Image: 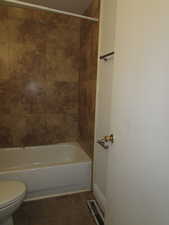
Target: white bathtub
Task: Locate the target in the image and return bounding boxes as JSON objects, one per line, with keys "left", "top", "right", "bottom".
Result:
{"left": 0, "top": 142, "right": 91, "bottom": 201}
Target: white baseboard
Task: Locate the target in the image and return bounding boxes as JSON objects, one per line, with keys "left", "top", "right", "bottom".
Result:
{"left": 93, "top": 183, "right": 106, "bottom": 213}
{"left": 25, "top": 188, "right": 90, "bottom": 202}
{"left": 25, "top": 184, "right": 91, "bottom": 201}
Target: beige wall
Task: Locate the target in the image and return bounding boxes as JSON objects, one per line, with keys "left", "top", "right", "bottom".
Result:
{"left": 93, "top": 0, "right": 117, "bottom": 211}
{"left": 105, "top": 1, "right": 169, "bottom": 224}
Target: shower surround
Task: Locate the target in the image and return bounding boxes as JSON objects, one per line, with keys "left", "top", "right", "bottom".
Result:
{"left": 0, "top": 6, "right": 80, "bottom": 147}
{"left": 0, "top": 2, "right": 99, "bottom": 160}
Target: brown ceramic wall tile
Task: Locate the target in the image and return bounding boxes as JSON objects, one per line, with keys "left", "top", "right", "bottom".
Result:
{"left": 10, "top": 114, "right": 27, "bottom": 147}
{"left": 0, "top": 5, "right": 80, "bottom": 148}
{"left": 79, "top": 0, "right": 99, "bottom": 158}
{"left": 0, "top": 114, "right": 13, "bottom": 147}
{"left": 0, "top": 6, "right": 8, "bottom": 20}
{"left": 8, "top": 6, "right": 34, "bottom": 21}
{"left": 22, "top": 114, "right": 47, "bottom": 146}
{"left": 0, "top": 19, "right": 8, "bottom": 46}
{"left": 0, "top": 79, "right": 23, "bottom": 114}
{"left": 8, "top": 17, "right": 46, "bottom": 81}
{"left": 0, "top": 113, "right": 27, "bottom": 147}
{"left": 0, "top": 10, "right": 9, "bottom": 81}
{"left": 45, "top": 81, "right": 78, "bottom": 113}
{"left": 45, "top": 113, "right": 79, "bottom": 144}
{"left": 85, "top": 0, "right": 100, "bottom": 18}
{"left": 45, "top": 24, "right": 80, "bottom": 82}
{"left": 79, "top": 81, "right": 97, "bottom": 157}
{"left": 0, "top": 44, "right": 9, "bottom": 81}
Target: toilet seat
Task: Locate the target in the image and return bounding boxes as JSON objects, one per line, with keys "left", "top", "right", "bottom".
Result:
{"left": 0, "top": 181, "right": 26, "bottom": 209}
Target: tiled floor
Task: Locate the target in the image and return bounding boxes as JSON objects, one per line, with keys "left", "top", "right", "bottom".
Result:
{"left": 14, "top": 192, "right": 96, "bottom": 225}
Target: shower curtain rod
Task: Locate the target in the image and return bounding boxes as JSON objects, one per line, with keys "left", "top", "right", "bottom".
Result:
{"left": 2, "top": 0, "right": 99, "bottom": 22}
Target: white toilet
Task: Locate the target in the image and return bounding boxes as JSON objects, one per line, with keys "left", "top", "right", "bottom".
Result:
{"left": 0, "top": 181, "right": 26, "bottom": 225}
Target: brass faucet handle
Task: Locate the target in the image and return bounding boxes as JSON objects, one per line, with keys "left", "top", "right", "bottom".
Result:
{"left": 104, "top": 134, "right": 114, "bottom": 143}
{"left": 97, "top": 134, "right": 114, "bottom": 150}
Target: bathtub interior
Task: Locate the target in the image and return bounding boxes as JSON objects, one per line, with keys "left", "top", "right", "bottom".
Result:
{"left": 0, "top": 142, "right": 91, "bottom": 172}
{"left": 0, "top": 142, "right": 92, "bottom": 200}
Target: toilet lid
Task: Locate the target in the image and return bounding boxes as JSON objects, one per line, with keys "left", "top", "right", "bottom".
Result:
{"left": 0, "top": 181, "right": 26, "bottom": 209}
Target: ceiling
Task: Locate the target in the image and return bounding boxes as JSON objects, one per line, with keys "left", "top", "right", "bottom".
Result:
{"left": 18, "top": 0, "right": 93, "bottom": 14}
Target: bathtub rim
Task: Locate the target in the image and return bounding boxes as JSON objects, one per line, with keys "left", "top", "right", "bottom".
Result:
{"left": 0, "top": 142, "right": 85, "bottom": 152}
{"left": 0, "top": 142, "right": 91, "bottom": 174}
{"left": 0, "top": 160, "right": 91, "bottom": 174}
